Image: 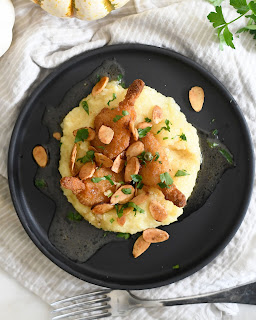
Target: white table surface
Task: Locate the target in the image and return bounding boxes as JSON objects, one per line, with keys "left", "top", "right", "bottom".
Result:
{"left": 0, "top": 266, "right": 255, "bottom": 319}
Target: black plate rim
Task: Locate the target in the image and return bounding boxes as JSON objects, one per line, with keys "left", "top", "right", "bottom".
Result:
{"left": 8, "top": 44, "right": 255, "bottom": 289}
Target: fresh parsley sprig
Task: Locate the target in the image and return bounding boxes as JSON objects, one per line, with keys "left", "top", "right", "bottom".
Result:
{"left": 207, "top": 0, "right": 256, "bottom": 49}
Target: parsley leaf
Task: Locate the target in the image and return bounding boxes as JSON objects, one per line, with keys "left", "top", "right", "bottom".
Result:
{"left": 145, "top": 117, "right": 152, "bottom": 123}
{"left": 107, "top": 93, "right": 117, "bottom": 106}
{"left": 212, "top": 129, "right": 218, "bottom": 136}
{"left": 75, "top": 128, "right": 89, "bottom": 143}
{"left": 77, "top": 150, "right": 95, "bottom": 163}
{"left": 126, "top": 202, "right": 145, "bottom": 213}
{"left": 207, "top": 141, "right": 219, "bottom": 148}
{"left": 154, "top": 152, "right": 160, "bottom": 161}
{"left": 172, "top": 264, "right": 180, "bottom": 269}
{"left": 110, "top": 218, "right": 115, "bottom": 223}
{"left": 122, "top": 188, "right": 132, "bottom": 194}
{"left": 91, "top": 175, "right": 114, "bottom": 185}
{"left": 113, "top": 110, "right": 129, "bottom": 122}
{"left": 175, "top": 170, "right": 190, "bottom": 177}
{"left": 67, "top": 211, "right": 83, "bottom": 221}
{"left": 138, "top": 126, "right": 152, "bottom": 138}
{"left": 117, "top": 74, "right": 123, "bottom": 82}
{"left": 35, "top": 179, "right": 47, "bottom": 188}
{"left": 219, "top": 148, "right": 233, "bottom": 164}
{"left": 157, "top": 119, "right": 172, "bottom": 134}
{"left": 116, "top": 232, "right": 130, "bottom": 239}
{"left": 158, "top": 172, "right": 173, "bottom": 189}
{"left": 163, "top": 137, "right": 168, "bottom": 140}
{"left": 131, "top": 174, "right": 144, "bottom": 189}
{"left": 81, "top": 101, "right": 89, "bottom": 115}
{"left": 208, "top": 0, "right": 224, "bottom": 5}
{"left": 230, "top": 0, "right": 249, "bottom": 14}
{"left": 179, "top": 133, "right": 187, "bottom": 141}
{"left": 208, "top": 6, "right": 226, "bottom": 28}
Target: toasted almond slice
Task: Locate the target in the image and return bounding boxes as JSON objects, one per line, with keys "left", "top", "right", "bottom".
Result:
{"left": 111, "top": 154, "right": 125, "bottom": 173}
{"left": 94, "top": 153, "right": 113, "bottom": 168}
{"left": 79, "top": 162, "right": 96, "bottom": 181}
{"left": 91, "top": 203, "right": 113, "bottom": 214}
{"left": 149, "top": 200, "right": 168, "bottom": 222}
{"left": 69, "top": 144, "right": 78, "bottom": 176}
{"left": 92, "top": 76, "right": 109, "bottom": 96}
{"left": 53, "top": 132, "right": 61, "bottom": 140}
{"left": 137, "top": 122, "right": 152, "bottom": 130}
{"left": 88, "top": 145, "right": 97, "bottom": 152}
{"left": 189, "top": 86, "right": 204, "bottom": 112}
{"left": 33, "top": 146, "right": 48, "bottom": 168}
{"left": 110, "top": 185, "right": 135, "bottom": 205}
{"left": 60, "top": 177, "right": 85, "bottom": 195}
{"left": 124, "top": 157, "right": 140, "bottom": 182}
{"left": 133, "top": 235, "right": 150, "bottom": 258}
{"left": 122, "top": 192, "right": 149, "bottom": 215}
{"left": 143, "top": 228, "right": 169, "bottom": 243}
{"left": 129, "top": 121, "right": 139, "bottom": 141}
{"left": 117, "top": 215, "right": 126, "bottom": 226}
{"left": 98, "top": 125, "right": 114, "bottom": 145}
{"left": 73, "top": 127, "right": 95, "bottom": 141}
{"left": 152, "top": 105, "right": 164, "bottom": 124}
{"left": 126, "top": 141, "right": 144, "bottom": 161}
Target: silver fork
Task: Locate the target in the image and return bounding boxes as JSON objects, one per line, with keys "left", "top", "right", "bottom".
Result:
{"left": 51, "top": 281, "right": 256, "bottom": 319}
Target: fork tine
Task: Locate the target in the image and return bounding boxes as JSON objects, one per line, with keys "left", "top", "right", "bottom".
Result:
{"left": 52, "top": 297, "right": 110, "bottom": 313}
{"left": 51, "top": 290, "right": 111, "bottom": 306}
{"left": 52, "top": 304, "right": 111, "bottom": 320}
{"left": 73, "top": 310, "right": 111, "bottom": 320}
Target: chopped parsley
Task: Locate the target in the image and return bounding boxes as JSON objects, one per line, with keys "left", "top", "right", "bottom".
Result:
{"left": 113, "top": 110, "right": 129, "bottom": 122}
{"left": 116, "top": 232, "right": 130, "bottom": 240}
{"left": 212, "top": 129, "right": 218, "bottom": 137}
{"left": 179, "top": 133, "right": 187, "bottom": 141}
{"left": 172, "top": 264, "right": 180, "bottom": 269}
{"left": 98, "top": 146, "right": 105, "bottom": 149}
{"left": 219, "top": 148, "right": 233, "bottom": 164}
{"left": 67, "top": 211, "right": 83, "bottom": 221}
{"left": 115, "top": 201, "right": 144, "bottom": 218}
{"left": 138, "top": 126, "right": 152, "bottom": 138}
{"left": 175, "top": 169, "right": 190, "bottom": 177}
{"left": 96, "top": 74, "right": 101, "bottom": 83}
{"left": 211, "top": 118, "right": 216, "bottom": 123}
{"left": 75, "top": 128, "right": 89, "bottom": 143}
{"left": 163, "top": 137, "right": 168, "bottom": 140}
{"left": 157, "top": 119, "right": 172, "bottom": 134}
{"left": 154, "top": 152, "right": 160, "bottom": 161}
{"left": 145, "top": 117, "right": 152, "bottom": 123}
{"left": 131, "top": 174, "right": 144, "bottom": 189}
{"left": 121, "top": 188, "right": 132, "bottom": 194}
{"left": 77, "top": 150, "right": 95, "bottom": 163}
{"left": 117, "top": 74, "right": 123, "bottom": 82}
{"left": 158, "top": 172, "right": 173, "bottom": 189}
{"left": 107, "top": 93, "right": 117, "bottom": 106}
{"left": 81, "top": 101, "right": 89, "bottom": 115}
{"left": 110, "top": 218, "right": 115, "bottom": 223}
{"left": 91, "top": 175, "right": 114, "bottom": 185}
{"left": 106, "top": 191, "right": 113, "bottom": 198}
{"left": 207, "top": 141, "right": 219, "bottom": 148}
{"left": 35, "top": 179, "right": 47, "bottom": 188}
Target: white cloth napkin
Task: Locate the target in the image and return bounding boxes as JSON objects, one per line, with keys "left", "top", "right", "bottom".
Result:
{"left": 0, "top": 0, "right": 256, "bottom": 319}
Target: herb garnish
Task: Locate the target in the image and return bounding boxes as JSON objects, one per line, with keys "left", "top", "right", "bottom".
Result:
{"left": 157, "top": 119, "right": 172, "bottom": 134}
{"left": 158, "top": 172, "right": 173, "bottom": 189}
{"left": 207, "top": 0, "right": 256, "bottom": 50}
{"left": 154, "top": 152, "right": 160, "bottom": 161}
{"left": 110, "top": 218, "right": 115, "bottom": 223}
{"left": 122, "top": 188, "right": 132, "bottom": 194}
{"left": 207, "top": 141, "right": 219, "bottom": 148}
{"left": 35, "top": 179, "right": 47, "bottom": 188}
{"left": 219, "top": 148, "right": 233, "bottom": 164}
{"left": 91, "top": 175, "right": 114, "bottom": 185}
{"left": 172, "top": 264, "right": 180, "bottom": 269}
{"left": 145, "top": 117, "right": 152, "bottom": 123}
{"left": 116, "top": 232, "right": 130, "bottom": 240}
{"left": 81, "top": 101, "right": 89, "bottom": 115}
{"left": 212, "top": 129, "right": 218, "bottom": 137}
{"left": 113, "top": 110, "right": 129, "bottom": 122}
{"left": 107, "top": 93, "right": 117, "bottom": 106}
{"left": 67, "top": 211, "right": 83, "bottom": 221}
{"left": 77, "top": 150, "right": 95, "bottom": 163}
{"left": 115, "top": 201, "right": 145, "bottom": 218}
{"left": 138, "top": 126, "right": 152, "bottom": 138}
{"left": 179, "top": 133, "right": 187, "bottom": 141}
{"left": 98, "top": 146, "right": 105, "bottom": 149}
{"left": 117, "top": 74, "right": 123, "bottom": 82}
{"left": 163, "top": 137, "right": 168, "bottom": 140}
{"left": 75, "top": 128, "right": 89, "bottom": 143}
{"left": 175, "top": 170, "right": 190, "bottom": 177}
{"left": 131, "top": 174, "right": 144, "bottom": 189}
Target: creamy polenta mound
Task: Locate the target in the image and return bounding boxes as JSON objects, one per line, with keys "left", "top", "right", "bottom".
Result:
{"left": 59, "top": 80, "right": 201, "bottom": 235}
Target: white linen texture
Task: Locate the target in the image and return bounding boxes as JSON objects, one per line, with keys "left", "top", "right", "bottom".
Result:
{"left": 0, "top": 0, "right": 256, "bottom": 319}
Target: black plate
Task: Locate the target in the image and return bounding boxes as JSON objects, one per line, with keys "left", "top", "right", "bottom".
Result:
{"left": 8, "top": 44, "right": 254, "bottom": 289}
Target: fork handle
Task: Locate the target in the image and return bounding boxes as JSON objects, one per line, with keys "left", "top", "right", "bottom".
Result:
{"left": 161, "top": 282, "right": 256, "bottom": 306}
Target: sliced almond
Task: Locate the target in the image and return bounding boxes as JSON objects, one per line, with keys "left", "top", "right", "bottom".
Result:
{"left": 111, "top": 153, "right": 125, "bottom": 173}
{"left": 60, "top": 177, "right": 85, "bottom": 195}
{"left": 143, "top": 228, "right": 169, "bottom": 243}
{"left": 91, "top": 203, "right": 113, "bottom": 214}
{"left": 88, "top": 145, "right": 97, "bottom": 152}
{"left": 152, "top": 105, "right": 164, "bottom": 124}
{"left": 149, "top": 200, "right": 168, "bottom": 222}
{"left": 73, "top": 127, "right": 95, "bottom": 141}
{"left": 110, "top": 185, "right": 135, "bottom": 205}
{"left": 133, "top": 235, "right": 150, "bottom": 258}
{"left": 92, "top": 76, "right": 109, "bottom": 96}
{"left": 79, "top": 162, "right": 96, "bottom": 181}
{"left": 53, "top": 132, "right": 61, "bottom": 140}
{"left": 69, "top": 144, "right": 78, "bottom": 176}
{"left": 94, "top": 153, "right": 113, "bottom": 168}
{"left": 117, "top": 215, "right": 126, "bottom": 226}
{"left": 129, "top": 121, "right": 139, "bottom": 141}
{"left": 124, "top": 157, "right": 140, "bottom": 182}
{"left": 126, "top": 141, "right": 144, "bottom": 160}
{"left": 137, "top": 122, "right": 152, "bottom": 130}
{"left": 32, "top": 146, "right": 48, "bottom": 168}
{"left": 98, "top": 125, "right": 114, "bottom": 145}
{"left": 189, "top": 86, "right": 204, "bottom": 112}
